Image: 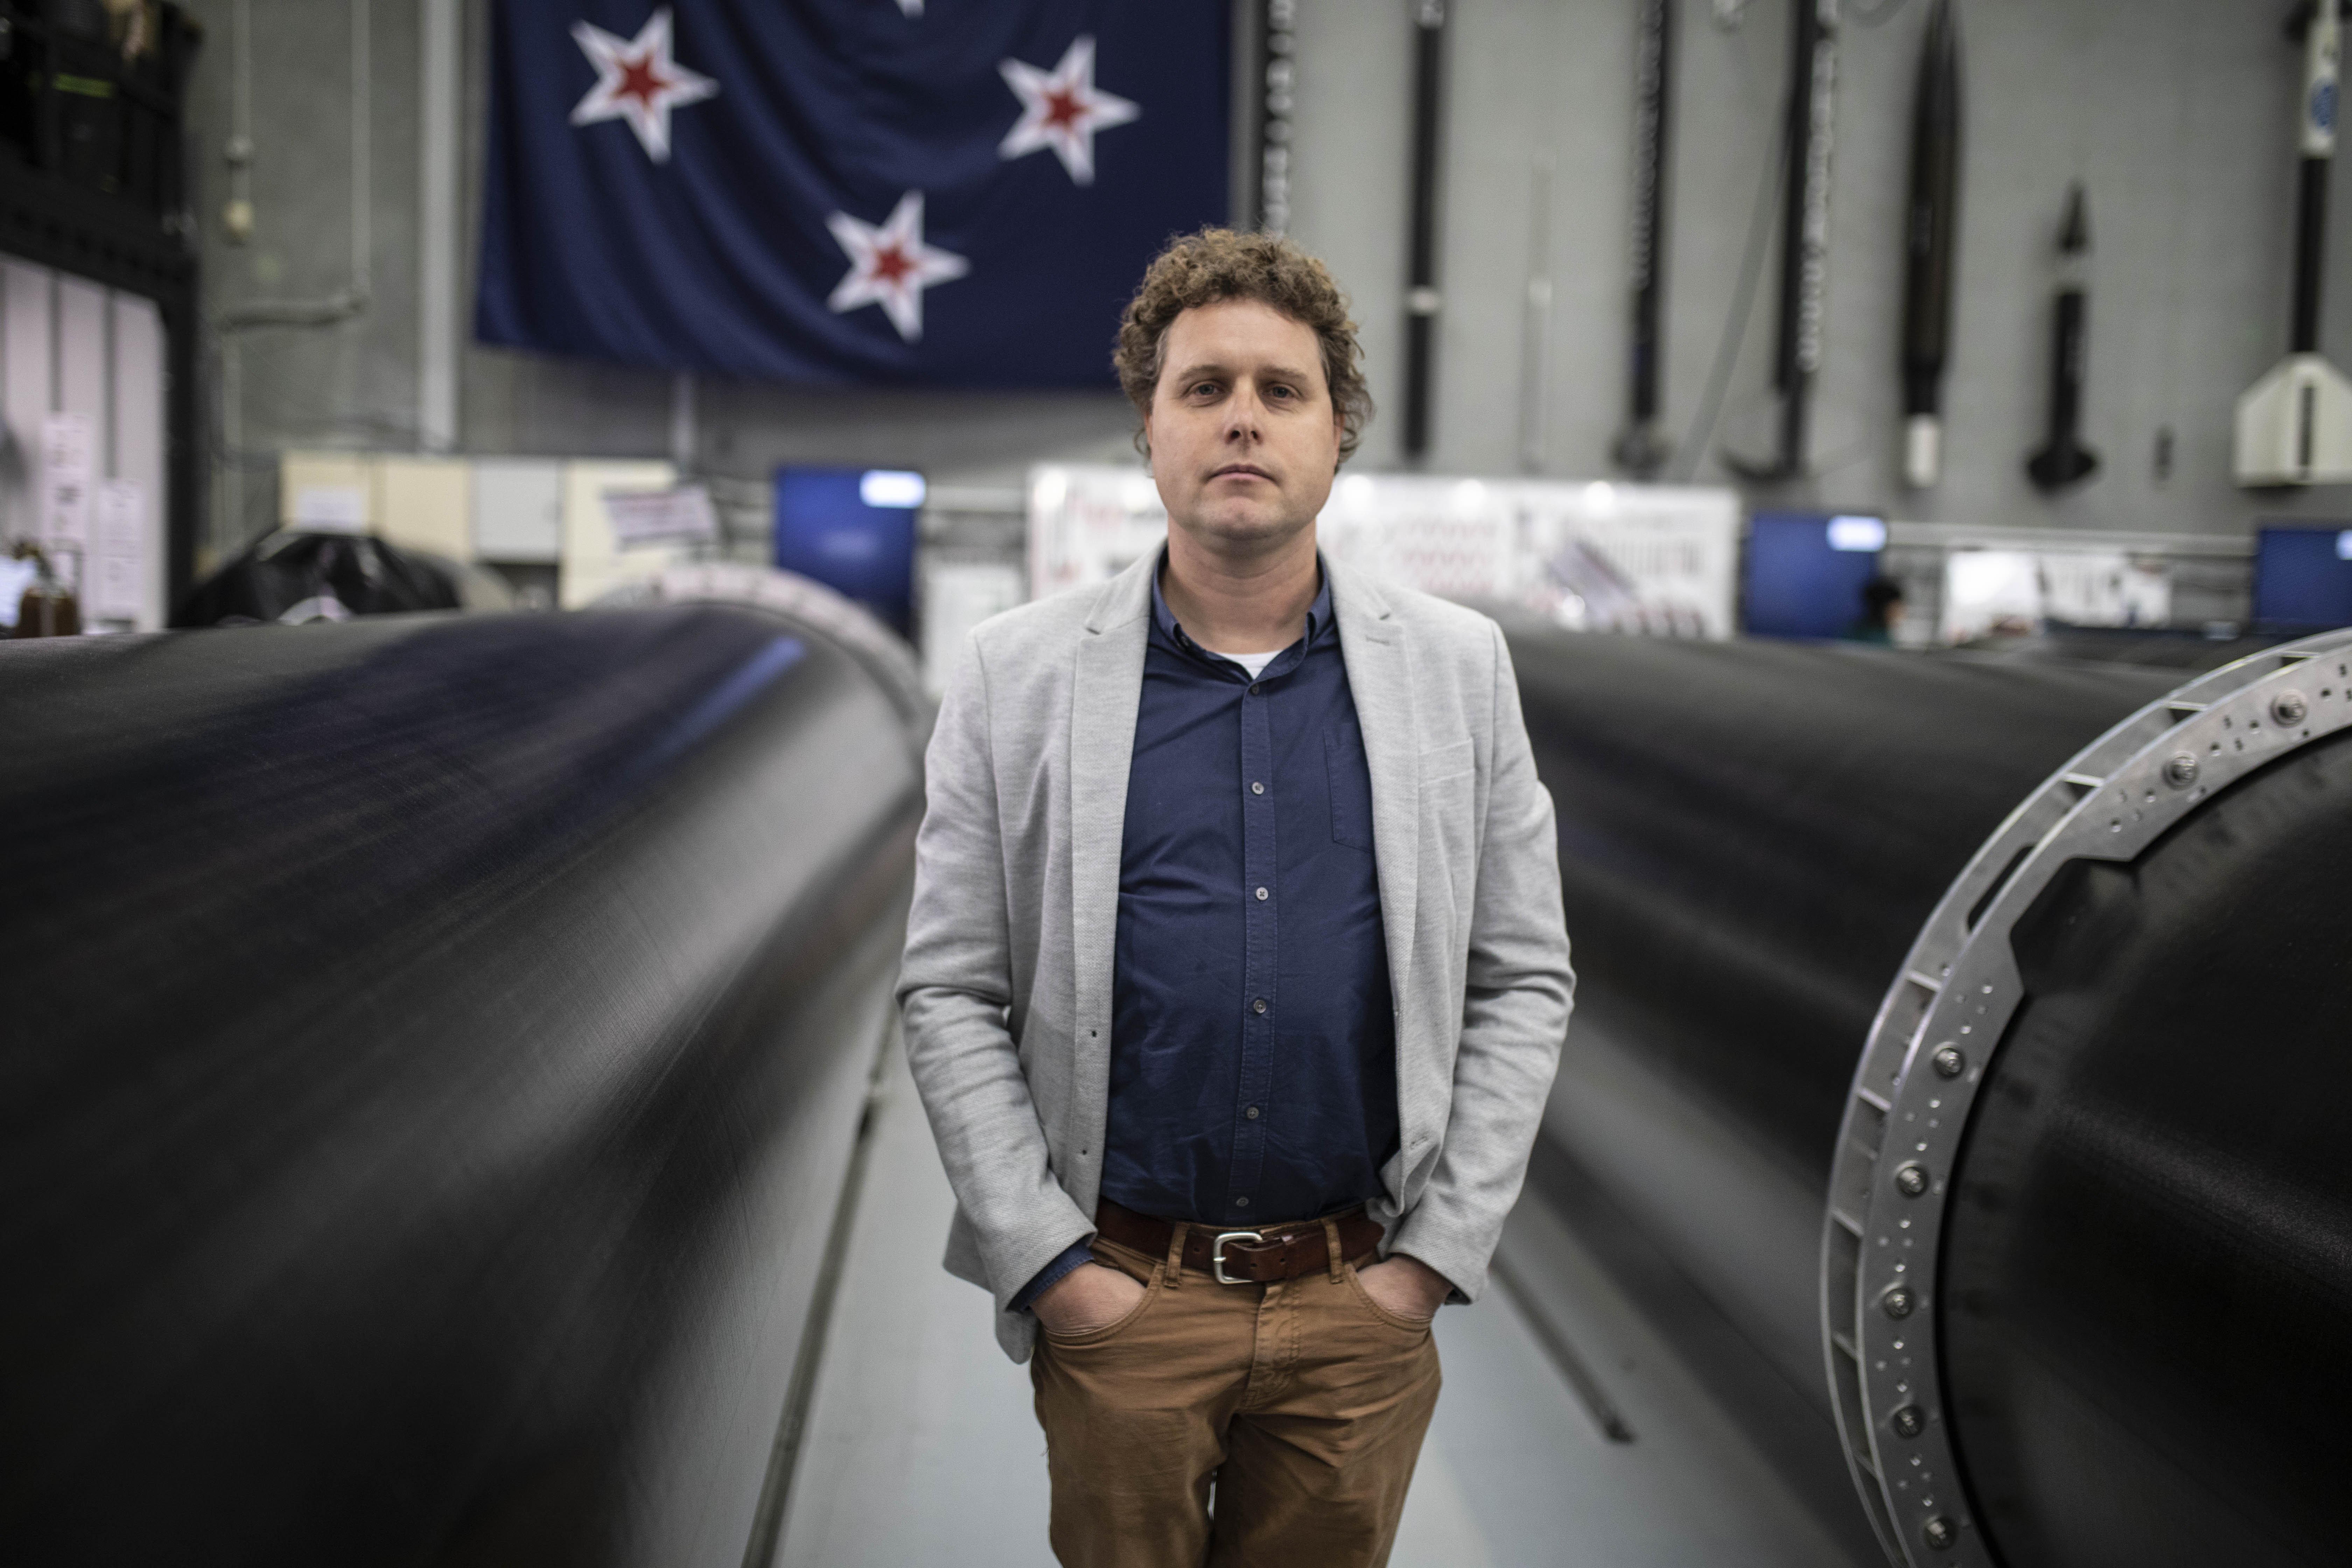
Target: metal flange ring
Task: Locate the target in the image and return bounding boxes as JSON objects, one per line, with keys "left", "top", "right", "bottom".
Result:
{"left": 1817, "top": 629, "right": 2352, "bottom": 1566}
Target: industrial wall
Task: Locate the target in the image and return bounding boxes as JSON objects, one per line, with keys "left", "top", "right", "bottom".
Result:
{"left": 185, "top": 0, "right": 2352, "bottom": 573}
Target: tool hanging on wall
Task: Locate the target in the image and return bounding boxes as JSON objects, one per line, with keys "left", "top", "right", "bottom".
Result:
{"left": 1401, "top": 0, "right": 1447, "bottom": 461}
{"left": 1612, "top": 0, "right": 1677, "bottom": 476}
{"left": 1899, "top": 0, "right": 1962, "bottom": 488}
{"left": 2025, "top": 183, "right": 2100, "bottom": 491}
{"left": 2234, "top": 0, "right": 2352, "bottom": 486}
{"left": 1255, "top": 0, "right": 1298, "bottom": 235}
{"left": 1518, "top": 157, "right": 1555, "bottom": 474}
{"left": 1728, "top": 0, "right": 1841, "bottom": 483}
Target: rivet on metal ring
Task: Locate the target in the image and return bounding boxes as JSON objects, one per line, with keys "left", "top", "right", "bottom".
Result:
{"left": 1923, "top": 1516, "right": 1957, "bottom": 1550}
{"left": 2272, "top": 690, "right": 2309, "bottom": 727}
{"left": 1881, "top": 1284, "right": 1915, "bottom": 1319}
{"left": 1895, "top": 1163, "right": 1930, "bottom": 1198}
{"left": 1890, "top": 1404, "right": 1925, "bottom": 1438}
{"left": 2162, "top": 752, "right": 2199, "bottom": 789}
{"left": 1931, "top": 1044, "right": 1966, "bottom": 1079}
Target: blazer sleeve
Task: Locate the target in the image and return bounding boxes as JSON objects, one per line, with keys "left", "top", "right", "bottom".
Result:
{"left": 1389, "top": 621, "right": 1575, "bottom": 1300}
{"left": 896, "top": 633, "right": 1097, "bottom": 1312}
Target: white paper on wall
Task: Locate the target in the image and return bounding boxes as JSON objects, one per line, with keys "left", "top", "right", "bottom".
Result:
{"left": 293, "top": 485, "right": 370, "bottom": 534}
{"left": 1941, "top": 551, "right": 2043, "bottom": 643}
{"left": 2038, "top": 551, "right": 2171, "bottom": 628}
{"left": 1026, "top": 464, "right": 1167, "bottom": 600}
{"left": 89, "top": 478, "right": 147, "bottom": 621}
{"left": 603, "top": 484, "right": 717, "bottom": 546}
{"left": 40, "top": 411, "right": 93, "bottom": 550}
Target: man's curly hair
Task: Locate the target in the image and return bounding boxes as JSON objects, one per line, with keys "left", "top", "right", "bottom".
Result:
{"left": 1113, "top": 228, "right": 1372, "bottom": 466}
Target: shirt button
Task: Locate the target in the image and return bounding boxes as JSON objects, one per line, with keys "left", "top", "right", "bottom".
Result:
{"left": 1253, "top": 997, "right": 1268, "bottom": 1014}
{"left": 1249, "top": 682, "right": 1262, "bottom": 695}
{"left": 1255, "top": 886, "right": 1269, "bottom": 901}
{"left": 1235, "top": 1196, "right": 1250, "bottom": 1208}
{"left": 1245, "top": 1106, "right": 1261, "bottom": 1119}
{"left": 1251, "top": 781, "right": 1265, "bottom": 795}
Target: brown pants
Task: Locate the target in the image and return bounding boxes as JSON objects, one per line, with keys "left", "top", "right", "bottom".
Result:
{"left": 1029, "top": 1223, "right": 1442, "bottom": 1568}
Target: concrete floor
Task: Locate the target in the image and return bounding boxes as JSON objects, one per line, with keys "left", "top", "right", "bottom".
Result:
{"left": 774, "top": 1036, "right": 1876, "bottom": 1568}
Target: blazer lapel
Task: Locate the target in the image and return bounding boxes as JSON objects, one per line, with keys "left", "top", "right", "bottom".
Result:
{"left": 1068, "top": 553, "right": 1155, "bottom": 1080}
{"left": 1329, "top": 556, "right": 1419, "bottom": 1003}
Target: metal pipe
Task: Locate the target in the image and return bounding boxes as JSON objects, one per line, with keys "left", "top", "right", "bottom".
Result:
{"left": 1400, "top": 0, "right": 1446, "bottom": 460}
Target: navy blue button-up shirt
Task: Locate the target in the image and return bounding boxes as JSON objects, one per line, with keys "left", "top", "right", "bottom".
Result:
{"left": 1017, "top": 555, "right": 1396, "bottom": 1308}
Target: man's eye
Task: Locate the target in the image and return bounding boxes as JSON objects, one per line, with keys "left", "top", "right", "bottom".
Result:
{"left": 1266, "top": 385, "right": 1297, "bottom": 401}
{"left": 1190, "top": 382, "right": 1220, "bottom": 397}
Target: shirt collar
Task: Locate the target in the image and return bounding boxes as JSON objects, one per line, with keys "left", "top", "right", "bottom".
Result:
{"left": 1150, "top": 547, "right": 1333, "bottom": 658}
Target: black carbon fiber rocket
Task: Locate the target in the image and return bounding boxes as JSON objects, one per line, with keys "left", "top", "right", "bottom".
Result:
{"left": 2026, "top": 183, "right": 2100, "bottom": 491}
{"left": 1899, "top": 0, "right": 1962, "bottom": 489}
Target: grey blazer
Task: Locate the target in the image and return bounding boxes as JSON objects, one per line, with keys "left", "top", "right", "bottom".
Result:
{"left": 898, "top": 548, "right": 1575, "bottom": 1361}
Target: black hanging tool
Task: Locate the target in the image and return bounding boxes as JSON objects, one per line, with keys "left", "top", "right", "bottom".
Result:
{"left": 2025, "top": 183, "right": 2100, "bottom": 491}
{"left": 1899, "top": 0, "right": 1963, "bottom": 488}
{"left": 1401, "top": 0, "right": 1447, "bottom": 460}
{"left": 1613, "top": 0, "right": 1678, "bottom": 476}
{"left": 1727, "top": 0, "right": 1841, "bottom": 483}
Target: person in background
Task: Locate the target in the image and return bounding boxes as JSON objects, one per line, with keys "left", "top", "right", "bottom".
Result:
{"left": 898, "top": 228, "right": 1575, "bottom": 1568}
{"left": 1849, "top": 574, "right": 1907, "bottom": 644}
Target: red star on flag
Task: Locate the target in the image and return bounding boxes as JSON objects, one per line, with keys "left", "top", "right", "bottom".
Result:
{"left": 570, "top": 7, "right": 718, "bottom": 164}
{"left": 997, "top": 35, "right": 1139, "bottom": 186}
{"left": 826, "top": 191, "right": 970, "bottom": 343}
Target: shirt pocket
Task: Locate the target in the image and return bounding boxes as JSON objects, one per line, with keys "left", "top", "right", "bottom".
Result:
{"left": 1325, "top": 724, "right": 1376, "bottom": 852}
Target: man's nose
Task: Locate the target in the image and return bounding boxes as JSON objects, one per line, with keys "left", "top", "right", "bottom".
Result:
{"left": 1223, "top": 384, "right": 1265, "bottom": 442}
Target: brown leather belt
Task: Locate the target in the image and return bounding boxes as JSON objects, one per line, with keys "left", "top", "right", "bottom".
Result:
{"left": 1094, "top": 1196, "right": 1386, "bottom": 1285}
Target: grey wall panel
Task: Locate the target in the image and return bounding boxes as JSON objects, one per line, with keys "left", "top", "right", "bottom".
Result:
{"left": 55, "top": 277, "right": 108, "bottom": 450}
{"left": 1, "top": 261, "right": 52, "bottom": 543}
{"left": 470, "top": 456, "right": 563, "bottom": 562}
{"left": 110, "top": 294, "right": 168, "bottom": 630}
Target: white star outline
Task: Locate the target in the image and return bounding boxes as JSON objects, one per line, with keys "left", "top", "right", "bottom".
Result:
{"left": 997, "top": 35, "right": 1140, "bottom": 186}
{"left": 825, "top": 191, "right": 970, "bottom": 343}
{"left": 569, "top": 7, "right": 719, "bottom": 164}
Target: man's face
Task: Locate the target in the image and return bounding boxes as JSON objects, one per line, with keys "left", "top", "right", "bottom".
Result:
{"left": 1143, "top": 298, "right": 1344, "bottom": 554}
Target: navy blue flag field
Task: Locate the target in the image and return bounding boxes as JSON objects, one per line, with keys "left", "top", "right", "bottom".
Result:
{"left": 476, "top": 1, "right": 1230, "bottom": 388}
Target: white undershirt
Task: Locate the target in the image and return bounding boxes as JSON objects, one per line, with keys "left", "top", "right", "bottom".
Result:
{"left": 1222, "top": 649, "right": 1284, "bottom": 679}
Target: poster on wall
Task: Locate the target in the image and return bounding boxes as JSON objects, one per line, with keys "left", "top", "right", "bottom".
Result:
{"left": 1027, "top": 463, "right": 1167, "bottom": 600}
{"left": 39, "top": 412, "right": 93, "bottom": 569}
{"left": 477, "top": 1, "right": 1228, "bottom": 388}
{"left": 1024, "top": 464, "right": 1742, "bottom": 638}
{"left": 88, "top": 479, "right": 148, "bottom": 622}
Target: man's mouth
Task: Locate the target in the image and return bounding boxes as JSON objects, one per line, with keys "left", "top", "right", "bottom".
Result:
{"left": 1210, "top": 464, "right": 1274, "bottom": 482}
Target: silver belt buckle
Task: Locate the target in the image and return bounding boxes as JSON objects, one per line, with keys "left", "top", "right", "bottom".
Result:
{"left": 1210, "top": 1228, "right": 1266, "bottom": 1285}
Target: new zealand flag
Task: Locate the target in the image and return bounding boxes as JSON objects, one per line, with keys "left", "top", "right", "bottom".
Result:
{"left": 476, "top": 2, "right": 1230, "bottom": 388}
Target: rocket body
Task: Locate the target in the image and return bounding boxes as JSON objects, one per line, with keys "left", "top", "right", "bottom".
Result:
{"left": 1614, "top": 0, "right": 1675, "bottom": 476}
{"left": 1729, "top": 0, "right": 1839, "bottom": 481}
{"left": 2235, "top": 0, "right": 2352, "bottom": 486}
{"left": 2292, "top": 0, "right": 2339, "bottom": 354}
{"left": 2026, "top": 184, "right": 2100, "bottom": 491}
{"left": 1900, "top": 0, "right": 1962, "bottom": 488}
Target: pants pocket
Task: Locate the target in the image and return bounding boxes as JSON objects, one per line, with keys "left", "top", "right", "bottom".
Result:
{"left": 1342, "top": 1260, "right": 1437, "bottom": 1337}
{"left": 1040, "top": 1251, "right": 1163, "bottom": 1348}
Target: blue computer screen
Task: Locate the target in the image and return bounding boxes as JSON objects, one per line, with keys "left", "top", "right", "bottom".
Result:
{"left": 1744, "top": 512, "right": 1888, "bottom": 639}
{"left": 2252, "top": 524, "right": 2352, "bottom": 634}
{"left": 773, "top": 467, "right": 922, "bottom": 634}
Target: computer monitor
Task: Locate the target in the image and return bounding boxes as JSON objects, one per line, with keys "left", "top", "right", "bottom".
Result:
{"left": 2252, "top": 524, "right": 2352, "bottom": 634}
{"left": 772, "top": 467, "right": 923, "bottom": 635}
{"left": 1743, "top": 512, "right": 1887, "bottom": 639}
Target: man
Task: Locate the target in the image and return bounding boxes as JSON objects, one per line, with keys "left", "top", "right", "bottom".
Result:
{"left": 899, "top": 229, "right": 1573, "bottom": 1567}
